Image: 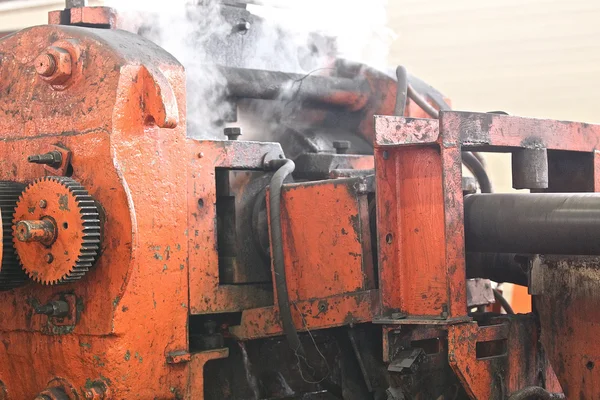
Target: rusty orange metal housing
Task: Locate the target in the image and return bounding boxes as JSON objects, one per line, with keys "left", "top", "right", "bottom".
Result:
{"left": 0, "top": 24, "right": 191, "bottom": 398}
{"left": 3, "top": 5, "right": 599, "bottom": 399}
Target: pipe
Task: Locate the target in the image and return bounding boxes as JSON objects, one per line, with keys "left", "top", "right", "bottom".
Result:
{"left": 462, "top": 152, "right": 493, "bottom": 193}
{"left": 268, "top": 159, "right": 301, "bottom": 355}
{"left": 268, "top": 159, "right": 343, "bottom": 399}
{"left": 493, "top": 289, "right": 515, "bottom": 315}
{"left": 220, "top": 66, "right": 370, "bottom": 111}
{"left": 407, "top": 83, "right": 439, "bottom": 119}
{"left": 394, "top": 66, "right": 408, "bottom": 116}
{"left": 465, "top": 193, "right": 600, "bottom": 255}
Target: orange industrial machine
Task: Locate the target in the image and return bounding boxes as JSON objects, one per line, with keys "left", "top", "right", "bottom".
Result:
{"left": 0, "top": 2, "right": 598, "bottom": 399}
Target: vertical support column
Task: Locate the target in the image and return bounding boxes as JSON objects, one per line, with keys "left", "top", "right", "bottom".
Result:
{"left": 374, "top": 116, "right": 467, "bottom": 321}
{"left": 594, "top": 150, "right": 600, "bottom": 192}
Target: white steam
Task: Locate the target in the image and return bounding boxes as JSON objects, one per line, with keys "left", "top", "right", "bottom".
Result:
{"left": 104, "top": 0, "right": 395, "bottom": 139}
{"left": 247, "top": 0, "right": 394, "bottom": 71}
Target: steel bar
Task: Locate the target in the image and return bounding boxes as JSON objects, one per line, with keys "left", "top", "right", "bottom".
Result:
{"left": 465, "top": 193, "right": 600, "bottom": 255}
{"left": 219, "top": 66, "right": 370, "bottom": 110}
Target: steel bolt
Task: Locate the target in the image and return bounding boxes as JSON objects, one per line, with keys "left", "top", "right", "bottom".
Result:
{"left": 45, "top": 253, "right": 54, "bottom": 264}
{"left": 35, "top": 46, "right": 73, "bottom": 86}
{"left": 35, "top": 300, "right": 69, "bottom": 318}
{"left": 28, "top": 150, "right": 63, "bottom": 168}
{"left": 224, "top": 127, "right": 242, "bottom": 141}
{"left": 333, "top": 140, "right": 351, "bottom": 154}
{"left": 39, "top": 200, "right": 47, "bottom": 209}
{"left": 34, "top": 54, "right": 57, "bottom": 77}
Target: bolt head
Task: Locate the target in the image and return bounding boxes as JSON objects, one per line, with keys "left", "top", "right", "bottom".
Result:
{"left": 39, "top": 200, "right": 47, "bottom": 209}
{"left": 333, "top": 140, "right": 351, "bottom": 149}
{"left": 45, "top": 253, "right": 54, "bottom": 264}
{"left": 38, "top": 47, "right": 72, "bottom": 86}
{"left": 34, "top": 54, "right": 56, "bottom": 77}
{"left": 224, "top": 127, "right": 242, "bottom": 140}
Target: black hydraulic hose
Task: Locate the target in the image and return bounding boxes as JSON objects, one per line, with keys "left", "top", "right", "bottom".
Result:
{"left": 268, "top": 159, "right": 302, "bottom": 355}
{"left": 407, "top": 83, "right": 440, "bottom": 119}
{"left": 493, "top": 289, "right": 515, "bottom": 315}
{"left": 462, "top": 151, "right": 493, "bottom": 193}
{"left": 394, "top": 66, "right": 408, "bottom": 116}
{"left": 268, "top": 159, "right": 343, "bottom": 399}
{"left": 508, "top": 386, "right": 565, "bottom": 400}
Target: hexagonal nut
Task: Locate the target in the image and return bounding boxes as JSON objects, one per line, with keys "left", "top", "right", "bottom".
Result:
{"left": 38, "top": 46, "right": 72, "bottom": 86}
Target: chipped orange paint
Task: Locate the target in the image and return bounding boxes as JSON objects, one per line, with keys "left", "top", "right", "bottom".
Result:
{"left": 230, "top": 290, "right": 379, "bottom": 340}
{"left": 0, "top": 24, "right": 190, "bottom": 398}
{"left": 187, "top": 140, "right": 283, "bottom": 314}
{"left": 374, "top": 117, "right": 467, "bottom": 319}
{"left": 48, "top": 7, "right": 118, "bottom": 29}
{"left": 279, "top": 178, "right": 374, "bottom": 301}
{"left": 448, "top": 316, "right": 554, "bottom": 400}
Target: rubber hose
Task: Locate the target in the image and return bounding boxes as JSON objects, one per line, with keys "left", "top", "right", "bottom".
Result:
{"left": 462, "top": 151, "right": 493, "bottom": 193}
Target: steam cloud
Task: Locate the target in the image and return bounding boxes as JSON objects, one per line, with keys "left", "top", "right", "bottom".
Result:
{"left": 105, "top": 0, "right": 395, "bottom": 139}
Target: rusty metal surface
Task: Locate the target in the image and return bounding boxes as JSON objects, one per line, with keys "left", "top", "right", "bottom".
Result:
{"left": 0, "top": 24, "right": 191, "bottom": 398}
{"left": 448, "top": 315, "right": 554, "bottom": 400}
{"left": 279, "top": 177, "right": 374, "bottom": 301}
{"left": 374, "top": 117, "right": 467, "bottom": 320}
{"left": 187, "top": 348, "right": 230, "bottom": 399}
{"left": 187, "top": 140, "right": 284, "bottom": 314}
{"left": 535, "top": 256, "right": 600, "bottom": 399}
{"left": 230, "top": 290, "right": 378, "bottom": 340}
{"left": 293, "top": 153, "right": 374, "bottom": 180}
{"left": 440, "top": 110, "right": 600, "bottom": 152}
{"left": 48, "top": 7, "right": 118, "bottom": 29}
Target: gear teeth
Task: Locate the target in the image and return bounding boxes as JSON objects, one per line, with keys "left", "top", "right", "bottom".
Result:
{"left": 15, "top": 176, "right": 102, "bottom": 285}
{"left": 0, "top": 181, "right": 27, "bottom": 290}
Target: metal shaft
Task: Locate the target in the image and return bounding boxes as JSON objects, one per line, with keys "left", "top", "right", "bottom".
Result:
{"left": 465, "top": 193, "right": 600, "bottom": 255}
{"left": 220, "top": 66, "right": 370, "bottom": 111}
{"left": 15, "top": 219, "right": 57, "bottom": 245}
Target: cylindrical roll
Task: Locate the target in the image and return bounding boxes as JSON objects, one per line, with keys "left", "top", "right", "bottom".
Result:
{"left": 465, "top": 193, "right": 600, "bottom": 255}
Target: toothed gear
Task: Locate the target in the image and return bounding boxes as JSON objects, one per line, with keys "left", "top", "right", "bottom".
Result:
{"left": 13, "top": 177, "right": 101, "bottom": 285}
{"left": 0, "top": 181, "right": 27, "bottom": 290}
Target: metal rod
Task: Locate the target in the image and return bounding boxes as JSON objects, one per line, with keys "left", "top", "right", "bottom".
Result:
{"left": 219, "top": 66, "right": 370, "bottom": 110}
{"left": 465, "top": 193, "right": 600, "bottom": 255}
{"left": 407, "top": 83, "right": 439, "bottom": 119}
{"left": 394, "top": 66, "right": 408, "bottom": 116}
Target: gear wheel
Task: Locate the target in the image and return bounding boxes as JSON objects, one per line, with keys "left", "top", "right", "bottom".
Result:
{"left": 0, "top": 181, "right": 27, "bottom": 290}
{"left": 13, "top": 177, "right": 101, "bottom": 285}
